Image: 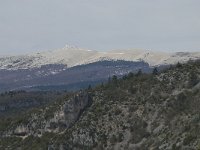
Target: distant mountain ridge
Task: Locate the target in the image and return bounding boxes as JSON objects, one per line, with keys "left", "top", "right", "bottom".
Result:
{"left": 0, "top": 60, "right": 152, "bottom": 92}
{"left": 0, "top": 46, "right": 199, "bottom": 92}
{"left": 0, "top": 46, "right": 200, "bottom": 70}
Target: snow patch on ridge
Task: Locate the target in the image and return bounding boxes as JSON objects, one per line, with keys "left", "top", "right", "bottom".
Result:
{"left": 0, "top": 46, "right": 200, "bottom": 70}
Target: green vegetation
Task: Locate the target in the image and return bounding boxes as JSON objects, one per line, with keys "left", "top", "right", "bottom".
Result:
{"left": 0, "top": 60, "right": 200, "bottom": 149}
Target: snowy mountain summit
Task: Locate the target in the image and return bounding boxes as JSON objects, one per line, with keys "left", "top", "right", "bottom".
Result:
{"left": 0, "top": 46, "right": 200, "bottom": 70}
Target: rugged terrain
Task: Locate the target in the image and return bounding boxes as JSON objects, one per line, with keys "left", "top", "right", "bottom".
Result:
{"left": 1, "top": 46, "right": 200, "bottom": 70}
{"left": 1, "top": 46, "right": 200, "bottom": 92}
{"left": 0, "top": 60, "right": 200, "bottom": 149}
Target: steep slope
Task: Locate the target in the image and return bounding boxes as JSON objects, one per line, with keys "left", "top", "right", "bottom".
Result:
{"left": 0, "top": 60, "right": 200, "bottom": 149}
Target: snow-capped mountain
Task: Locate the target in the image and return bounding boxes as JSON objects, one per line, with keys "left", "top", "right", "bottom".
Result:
{"left": 0, "top": 45, "right": 200, "bottom": 70}
{"left": 0, "top": 45, "right": 200, "bottom": 92}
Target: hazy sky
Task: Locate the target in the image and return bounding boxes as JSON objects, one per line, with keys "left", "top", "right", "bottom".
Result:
{"left": 0, "top": 0, "right": 200, "bottom": 55}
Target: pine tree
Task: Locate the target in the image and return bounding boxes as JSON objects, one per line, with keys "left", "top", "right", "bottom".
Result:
{"left": 152, "top": 67, "right": 158, "bottom": 75}
{"left": 112, "top": 75, "right": 118, "bottom": 86}
{"left": 136, "top": 69, "right": 142, "bottom": 76}
{"left": 128, "top": 72, "right": 134, "bottom": 78}
{"left": 88, "top": 84, "right": 92, "bottom": 90}
{"left": 189, "top": 71, "right": 199, "bottom": 87}
{"left": 176, "top": 62, "right": 182, "bottom": 68}
{"left": 112, "top": 75, "right": 118, "bottom": 82}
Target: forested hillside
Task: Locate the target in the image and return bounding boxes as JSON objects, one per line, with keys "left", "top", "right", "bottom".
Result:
{"left": 0, "top": 60, "right": 200, "bottom": 150}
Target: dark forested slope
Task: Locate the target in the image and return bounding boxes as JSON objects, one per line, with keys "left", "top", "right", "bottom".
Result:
{"left": 0, "top": 61, "right": 200, "bottom": 150}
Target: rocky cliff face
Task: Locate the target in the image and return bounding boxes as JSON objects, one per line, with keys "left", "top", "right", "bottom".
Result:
{"left": 45, "top": 92, "right": 92, "bottom": 132}
{"left": 2, "top": 91, "right": 92, "bottom": 138}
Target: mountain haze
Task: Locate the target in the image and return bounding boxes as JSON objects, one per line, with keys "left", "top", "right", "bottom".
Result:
{"left": 0, "top": 46, "right": 200, "bottom": 70}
